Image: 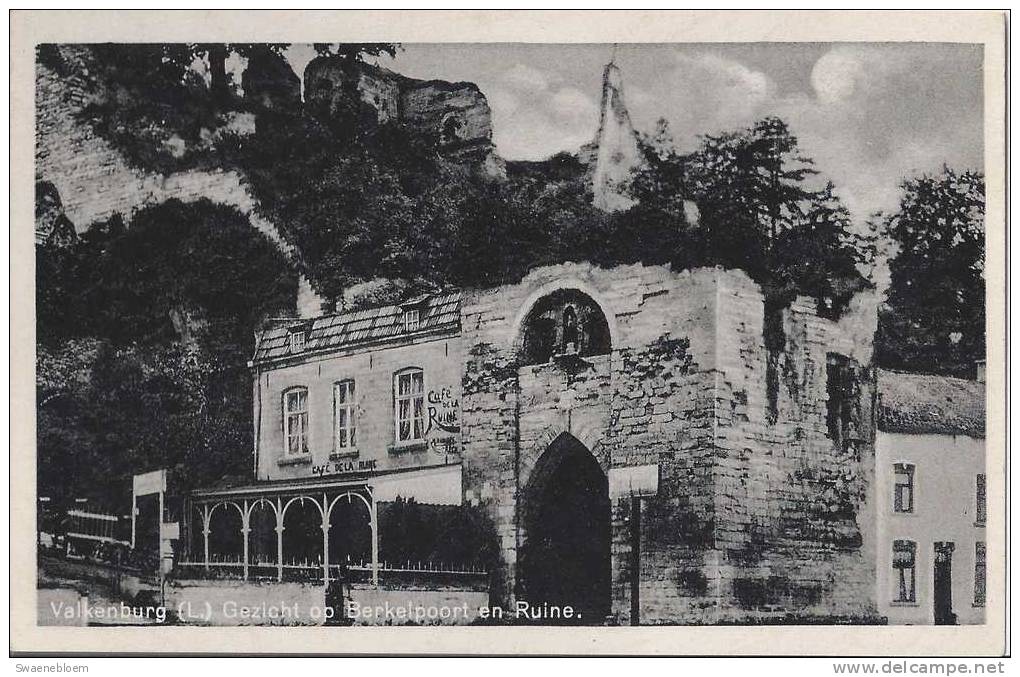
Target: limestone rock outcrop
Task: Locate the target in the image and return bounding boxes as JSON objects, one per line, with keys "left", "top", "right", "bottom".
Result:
{"left": 304, "top": 57, "right": 505, "bottom": 177}
{"left": 580, "top": 62, "right": 645, "bottom": 212}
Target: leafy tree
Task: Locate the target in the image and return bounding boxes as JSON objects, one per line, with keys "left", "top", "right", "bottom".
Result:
{"left": 312, "top": 43, "right": 400, "bottom": 61}
{"left": 876, "top": 167, "right": 985, "bottom": 376}
{"left": 36, "top": 200, "right": 297, "bottom": 501}
{"left": 631, "top": 116, "right": 870, "bottom": 316}
{"left": 188, "top": 43, "right": 289, "bottom": 105}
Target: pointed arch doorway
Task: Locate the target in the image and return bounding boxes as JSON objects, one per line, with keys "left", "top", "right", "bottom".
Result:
{"left": 518, "top": 433, "right": 611, "bottom": 624}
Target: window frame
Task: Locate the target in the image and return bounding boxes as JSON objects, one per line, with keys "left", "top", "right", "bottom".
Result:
{"left": 892, "top": 539, "right": 917, "bottom": 604}
{"left": 333, "top": 379, "right": 357, "bottom": 453}
{"left": 404, "top": 309, "right": 420, "bottom": 333}
{"left": 893, "top": 462, "right": 916, "bottom": 514}
{"left": 974, "top": 541, "right": 986, "bottom": 607}
{"left": 289, "top": 330, "right": 306, "bottom": 353}
{"left": 975, "top": 473, "right": 987, "bottom": 526}
{"left": 282, "top": 386, "right": 310, "bottom": 457}
{"left": 393, "top": 367, "right": 426, "bottom": 444}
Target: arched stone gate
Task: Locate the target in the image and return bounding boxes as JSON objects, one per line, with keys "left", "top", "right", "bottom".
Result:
{"left": 517, "top": 432, "right": 612, "bottom": 623}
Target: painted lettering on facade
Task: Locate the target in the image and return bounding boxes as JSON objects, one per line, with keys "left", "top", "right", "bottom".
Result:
{"left": 426, "top": 387, "right": 460, "bottom": 435}
{"left": 311, "top": 459, "right": 378, "bottom": 477}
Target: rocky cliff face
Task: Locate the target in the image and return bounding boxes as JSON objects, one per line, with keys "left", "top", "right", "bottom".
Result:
{"left": 303, "top": 57, "right": 505, "bottom": 177}
{"left": 35, "top": 46, "right": 327, "bottom": 318}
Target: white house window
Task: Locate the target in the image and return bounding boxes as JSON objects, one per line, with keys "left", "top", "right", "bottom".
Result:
{"left": 974, "top": 542, "right": 986, "bottom": 607}
{"left": 333, "top": 380, "right": 356, "bottom": 451}
{"left": 404, "top": 309, "right": 420, "bottom": 332}
{"left": 976, "top": 473, "right": 987, "bottom": 526}
{"left": 283, "top": 388, "right": 309, "bottom": 456}
{"left": 893, "top": 463, "right": 915, "bottom": 513}
{"left": 289, "top": 330, "right": 306, "bottom": 353}
{"left": 893, "top": 540, "right": 917, "bottom": 603}
{"left": 395, "top": 368, "right": 425, "bottom": 443}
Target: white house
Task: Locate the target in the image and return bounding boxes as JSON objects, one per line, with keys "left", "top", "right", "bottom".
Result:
{"left": 875, "top": 369, "right": 986, "bottom": 625}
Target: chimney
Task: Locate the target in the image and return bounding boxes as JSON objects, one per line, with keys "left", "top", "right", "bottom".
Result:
{"left": 975, "top": 359, "right": 986, "bottom": 383}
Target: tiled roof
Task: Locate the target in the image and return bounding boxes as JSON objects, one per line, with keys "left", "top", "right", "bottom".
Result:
{"left": 877, "top": 369, "right": 986, "bottom": 438}
{"left": 254, "top": 292, "right": 461, "bottom": 363}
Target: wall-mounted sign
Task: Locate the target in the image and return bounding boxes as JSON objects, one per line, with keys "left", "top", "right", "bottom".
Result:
{"left": 311, "top": 458, "right": 378, "bottom": 477}
{"left": 609, "top": 464, "right": 659, "bottom": 498}
{"left": 132, "top": 469, "right": 166, "bottom": 496}
{"left": 160, "top": 522, "right": 180, "bottom": 540}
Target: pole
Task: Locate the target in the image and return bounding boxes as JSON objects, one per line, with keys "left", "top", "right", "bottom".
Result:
{"left": 630, "top": 495, "right": 641, "bottom": 626}
{"left": 202, "top": 504, "right": 211, "bottom": 572}
{"left": 130, "top": 489, "right": 137, "bottom": 550}
{"left": 371, "top": 495, "right": 379, "bottom": 587}
{"left": 322, "top": 493, "right": 330, "bottom": 585}
{"left": 242, "top": 499, "right": 250, "bottom": 582}
{"left": 276, "top": 497, "right": 284, "bottom": 582}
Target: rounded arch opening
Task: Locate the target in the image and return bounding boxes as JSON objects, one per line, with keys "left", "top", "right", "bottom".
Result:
{"left": 207, "top": 502, "right": 243, "bottom": 564}
{"left": 518, "top": 288, "right": 612, "bottom": 366}
{"left": 281, "top": 497, "right": 323, "bottom": 569}
{"left": 248, "top": 500, "right": 278, "bottom": 570}
{"left": 518, "top": 432, "right": 611, "bottom": 624}
{"left": 327, "top": 492, "right": 373, "bottom": 569}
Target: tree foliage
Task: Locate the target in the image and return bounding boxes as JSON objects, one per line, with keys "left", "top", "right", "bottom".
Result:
{"left": 632, "top": 116, "right": 873, "bottom": 317}
{"left": 36, "top": 200, "right": 296, "bottom": 506}
{"left": 876, "top": 167, "right": 985, "bottom": 376}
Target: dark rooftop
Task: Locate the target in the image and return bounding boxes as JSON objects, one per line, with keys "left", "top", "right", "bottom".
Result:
{"left": 877, "top": 369, "right": 986, "bottom": 438}
{"left": 253, "top": 292, "right": 460, "bottom": 364}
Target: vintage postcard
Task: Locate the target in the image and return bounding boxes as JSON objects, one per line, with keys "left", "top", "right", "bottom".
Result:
{"left": 10, "top": 10, "right": 1007, "bottom": 656}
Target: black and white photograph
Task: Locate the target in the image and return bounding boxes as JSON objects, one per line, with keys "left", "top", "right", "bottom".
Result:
{"left": 11, "top": 9, "right": 1007, "bottom": 659}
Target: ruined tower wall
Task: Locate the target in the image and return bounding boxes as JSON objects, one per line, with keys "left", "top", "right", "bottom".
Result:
{"left": 708, "top": 278, "right": 880, "bottom": 622}
{"left": 461, "top": 261, "right": 879, "bottom": 624}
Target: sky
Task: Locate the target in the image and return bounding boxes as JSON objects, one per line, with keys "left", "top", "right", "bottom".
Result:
{"left": 284, "top": 43, "right": 984, "bottom": 223}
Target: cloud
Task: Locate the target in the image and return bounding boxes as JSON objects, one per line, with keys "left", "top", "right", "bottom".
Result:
{"left": 501, "top": 63, "right": 551, "bottom": 91}
{"left": 622, "top": 45, "right": 982, "bottom": 222}
{"left": 625, "top": 52, "right": 776, "bottom": 151}
{"left": 488, "top": 64, "right": 598, "bottom": 160}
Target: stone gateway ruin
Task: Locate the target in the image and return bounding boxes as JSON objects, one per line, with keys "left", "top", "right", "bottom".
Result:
{"left": 460, "top": 262, "right": 880, "bottom": 624}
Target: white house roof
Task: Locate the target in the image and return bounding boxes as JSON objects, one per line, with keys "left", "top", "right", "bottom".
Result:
{"left": 877, "top": 369, "right": 985, "bottom": 438}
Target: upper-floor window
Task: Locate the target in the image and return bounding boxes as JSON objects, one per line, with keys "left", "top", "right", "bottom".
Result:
{"left": 976, "top": 473, "right": 987, "bottom": 526}
{"left": 974, "top": 542, "right": 986, "bottom": 607}
{"left": 283, "top": 387, "right": 309, "bottom": 456}
{"left": 826, "top": 353, "right": 860, "bottom": 452}
{"left": 404, "top": 309, "right": 420, "bottom": 332}
{"left": 892, "top": 539, "right": 917, "bottom": 603}
{"left": 395, "top": 368, "right": 425, "bottom": 443}
{"left": 333, "top": 380, "right": 356, "bottom": 451}
{"left": 893, "top": 463, "right": 915, "bottom": 513}
{"left": 289, "top": 330, "right": 306, "bottom": 353}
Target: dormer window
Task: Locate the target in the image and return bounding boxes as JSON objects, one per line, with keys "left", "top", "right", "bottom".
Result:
{"left": 404, "top": 309, "right": 420, "bottom": 332}
{"left": 289, "top": 330, "right": 306, "bottom": 353}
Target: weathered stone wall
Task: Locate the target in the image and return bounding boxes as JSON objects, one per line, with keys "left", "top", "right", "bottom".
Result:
{"left": 35, "top": 57, "right": 326, "bottom": 317}
{"left": 459, "top": 261, "right": 879, "bottom": 624}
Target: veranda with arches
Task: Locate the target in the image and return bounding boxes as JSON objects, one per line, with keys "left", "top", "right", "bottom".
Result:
{"left": 182, "top": 480, "right": 378, "bottom": 585}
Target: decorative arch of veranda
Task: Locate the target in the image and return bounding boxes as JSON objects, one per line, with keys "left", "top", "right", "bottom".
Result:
{"left": 182, "top": 480, "right": 379, "bottom": 585}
